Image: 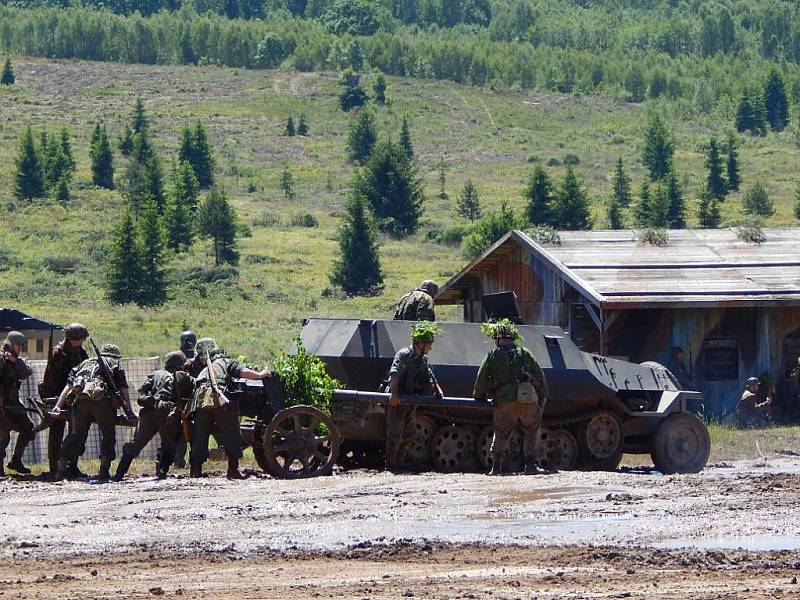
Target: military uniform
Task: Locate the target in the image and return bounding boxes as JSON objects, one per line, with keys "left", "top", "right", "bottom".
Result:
{"left": 474, "top": 341, "right": 548, "bottom": 473}
{"left": 40, "top": 339, "right": 88, "bottom": 474}
{"left": 384, "top": 346, "right": 438, "bottom": 469}
{"left": 667, "top": 358, "right": 692, "bottom": 390}
{"left": 735, "top": 387, "right": 770, "bottom": 428}
{"left": 0, "top": 339, "right": 35, "bottom": 474}
{"left": 393, "top": 289, "right": 436, "bottom": 321}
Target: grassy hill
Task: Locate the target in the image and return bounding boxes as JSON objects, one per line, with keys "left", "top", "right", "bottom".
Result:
{"left": 1, "top": 57, "right": 800, "bottom": 363}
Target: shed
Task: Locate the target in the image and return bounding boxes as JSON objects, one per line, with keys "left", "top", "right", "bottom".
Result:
{"left": 436, "top": 229, "right": 800, "bottom": 417}
{"left": 0, "top": 308, "right": 63, "bottom": 360}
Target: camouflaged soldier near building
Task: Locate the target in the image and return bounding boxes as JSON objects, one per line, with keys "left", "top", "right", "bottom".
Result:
{"left": 0, "top": 331, "right": 35, "bottom": 476}
{"left": 473, "top": 319, "right": 549, "bottom": 476}
{"left": 39, "top": 323, "right": 90, "bottom": 477}
{"left": 393, "top": 280, "right": 438, "bottom": 321}
{"left": 383, "top": 322, "right": 443, "bottom": 472}
{"left": 53, "top": 344, "right": 135, "bottom": 481}
{"left": 734, "top": 376, "right": 771, "bottom": 428}
{"left": 189, "top": 338, "right": 272, "bottom": 479}
{"left": 113, "top": 351, "right": 195, "bottom": 481}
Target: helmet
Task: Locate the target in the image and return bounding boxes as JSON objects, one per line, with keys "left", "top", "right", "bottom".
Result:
{"left": 194, "top": 337, "right": 218, "bottom": 357}
{"left": 5, "top": 331, "right": 26, "bottom": 346}
{"left": 180, "top": 331, "right": 197, "bottom": 349}
{"left": 65, "top": 323, "right": 89, "bottom": 341}
{"left": 164, "top": 350, "right": 187, "bottom": 371}
{"left": 100, "top": 343, "right": 122, "bottom": 359}
{"left": 419, "top": 280, "right": 439, "bottom": 296}
{"left": 746, "top": 377, "right": 760, "bottom": 386}
{"left": 411, "top": 321, "right": 442, "bottom": 344}
{"left": 480, "top": 319, "right": 522, "bottom": 342}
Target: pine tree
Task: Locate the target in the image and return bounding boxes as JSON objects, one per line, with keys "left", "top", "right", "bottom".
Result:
{"left": 285, "top": 116, "right": 296, "bottom": 136}
{"left": 649, "top": 182, "right": 670, "bottom": 228}
{"left": 281, "top": 162, "right": 295, "bottom": 199}
{"left": 137, "top": 196, "right": 167, "bottom": 306}
{"left": 697, "top": 187, "right": 721, "bottom": 228}
{"left": 554, "top": 166, "right": 592, "bottom": 230}
{"left": 173, "top": 160, "right": 200, "bottom": 212}
{"left": 297, "top": 114, "right": 309, "bottom": 136}
{"left": 764, "top": 69, "right": 790, "bottom": 132}
{"left": 612, "top": 157, "right": 632, "bottom": 207}
{"left": 794, "top": 182, "right": 800, "bottom": 222}
{"left": 106, "top": 208, "right": 145, "bottom": 304}
{"left": 634, "top": 180, "right": 652, "bottom": 226}
{"left": 329, "top": 190, "right": 384, "bottom": 295}
{"left": 42, "top": 132, "right": 69, "bottom": 190}
{"left": 523, "top": 163, "right": 554, "bottom": 226}
{"left": 736, "top": 87, "right": 768, "bottom": 136}
{"left": 178, "top": 126, "right": 195, "bottom": 169}
{"left": 457, "top": 179, "right": 481, "bottom": 221}
{"left": 90, "top": 123, "right": 115, "bottom": 189}
{"left": 606, "top": 195, "right": 623, "bottom": 229}
{"left": 642, "top": 112, "right": 675, "bottom": 181}
{"left": 59, "top": 127, "right": 75, "bottom": 175}
{"left": 726, "top": 132, "right": 740, "bottom": 192}
{"left": 372, "top": 71, "right": 387, "bottom": 104}
{"left": 197, "top": 187, "right": 239, "bottom": 266}
{"left": 339, "top": 71, "right": 368, "bottom": 112}
{"left": 346, "top": 108, "right": 377, "bottom": 163}
{"left": 54, "top": 176, "right": 71, "bottom": 203}
{"left": 119, "top": 125, "right": 134, "bottom": 156}
{"left": 705, "top": 137, "right": 728, "bottom": 200}
{"left": 166, "top": 176, "right": 194, "bottom": 253}
{"left": 437, "top": 158, "right": 448, "bottom": 200}
{"left": 1, "top": 57, "right": 14, "bottom": 85}
{"left": 13, "top": 126, "right": 45, "bottom": 200}
{"left": 665, "top": 167, "right": 686, "bottom": 229}
{"left": 356, "top": 141, "right": 424, "bottom": 236}
{"left": 743, "top": 181, "right": 774, "bottom": 217}
{"left": 132, "top": 97, "right": 148, "bottom": 134}
{"left": 399, "top": 116, "right": 414, "bottom": 161}
{"left": 191, "top": 122, "right": 215, "bottom": 188}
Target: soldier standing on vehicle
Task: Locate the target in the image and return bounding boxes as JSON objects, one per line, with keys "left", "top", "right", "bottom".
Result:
{"left": 383, "top": 322, "right": 443, "bottom": 472}
{"left": 735, "top": 376, "right": 771, "bottom": 428}
{"left": 52, "top": 344, "right": 135, "bottom": 481}
{"left": 473, "top": 319, "right": 549, "bottom": 476}
{"left": 113, "top": 351, "right": 194, "bottom": 481}
{"left": 189, "top": 338, "right": 272, "bottom": 480}
{"left": 393, "top": 280, "right": 438, "bottom": 321}
{"left": 0, "top": 332, "right": 35, "bottom": 476}
{"left": 39, "top": 323, "right": 89, "bottom": 478}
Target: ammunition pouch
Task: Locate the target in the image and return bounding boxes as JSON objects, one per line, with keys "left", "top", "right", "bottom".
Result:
{"left": 517, "top": 381, "right": 538, "bottom": 404}
{"left": 77, "top": 379, "right": 107, "bottom": 403}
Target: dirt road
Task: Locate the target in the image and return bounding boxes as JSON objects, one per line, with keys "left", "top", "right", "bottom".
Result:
{"left": 2, "top": 459, "right": 800, "bottom": 598}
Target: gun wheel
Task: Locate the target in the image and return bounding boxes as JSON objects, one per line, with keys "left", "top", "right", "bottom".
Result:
{"left": 263, "top": 405, "right": 341, "bottom": 479}
{"left": 432, "top": 426, "right": 477, "bottom": 472}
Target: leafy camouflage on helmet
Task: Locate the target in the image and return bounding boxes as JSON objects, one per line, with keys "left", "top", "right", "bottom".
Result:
{"left": 194, "top": 337, "right": 218, "bottom": 357}
{"left": 411, "top": 321, "right": 442, "bottom": 343}
{"left": 65, "top": 323, "right": 89, "bottom": 341}
{"left": 164, "top": 350, "right": 187, "bottom": 371}
{"left": 480, "top": 318, "right": 523, "bottom": 343}
{"left": 4, "top": 331, "right": 26, "bottom": 346}
{"left": 100, "top": 343, "right": 122, "bottom": 358}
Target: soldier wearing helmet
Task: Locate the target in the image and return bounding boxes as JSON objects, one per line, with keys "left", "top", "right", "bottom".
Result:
{"left": 53, "top": 342, "right": 132, "bottom": 481}
{"left": 735, "top": 376, "right": 771, "bottom": 429}
{"left": 393, "top": 280, "right": 438, "bottom": 321}
{"left": 0, "top": 331, "right": 34, "bottom": 476}
{"left": 474, "top": 319, "right": 549, "bottom": 476}
{"left": 188, "top": 337, "right": 272, "bottom": 479}
{"left": 180, "top": 331, "right": 198, "bottom": 359}
{"left": 113, "top": 351, "right": 194, "bottom": 482}
{"left": 39, "top": 322, "right": 90, "bottom": 477}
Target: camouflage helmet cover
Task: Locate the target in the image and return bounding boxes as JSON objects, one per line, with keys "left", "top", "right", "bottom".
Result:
{"left": 419, "top": 280, "right": 439, "bottom": 296}
{"left": 411, "top": 321, "right": 442, "bottom": 344}
{"left": 480, "top": 318, "right": 522, "bottom": 342}
{"left": 164, "top": 350, "right": 187, "bottom": 371}
{"left": 5, "top": 331, "right": 26, "bottom": 346}
{"left": 65, "top": 323, "right": 89, "bottom": 341}
{"left": 194, "top": 337, "right": 218, "bottom": 357}
{"left": 99, "top": 343, "right": 122, "bottom": 359}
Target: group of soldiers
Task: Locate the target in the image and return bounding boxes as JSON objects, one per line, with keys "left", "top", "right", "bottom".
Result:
{"left": 0, "top": 325, "right": 270, "bottom": 481}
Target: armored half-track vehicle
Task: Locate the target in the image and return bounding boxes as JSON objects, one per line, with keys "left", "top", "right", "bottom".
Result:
{"left": 300, "top": 318, "right": 711, "bottom": 475}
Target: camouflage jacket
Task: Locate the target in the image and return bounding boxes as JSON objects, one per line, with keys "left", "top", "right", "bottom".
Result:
{"left": 387, "top": 346, "right": 437, "bottom": 395}
{"left": 473, "top": 342, "right": 548, "bottom": 405}
{"left": 191, "top": 357, "right": 243, "bottom": 412}
{"left": 68, "top": 357, "right": 128, "bottom": 400}
{"left": 393, "top": 290, "right": 436, "bottom": 321}
{"left": 0, "top": 342, "right": 33, "bottom": 408}
{"left": 40, "top": 341, "right": 88, "bottom": 398}
{"left": 139, "top": 369, "right": 175, "bottom": 403}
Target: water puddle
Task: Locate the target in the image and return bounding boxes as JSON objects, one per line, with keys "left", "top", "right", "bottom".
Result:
{"left": 494, "top": 487, "right": 623, "bottom": 504}
{"left": 658, "top": 535, "right": 800, "bottom": 551}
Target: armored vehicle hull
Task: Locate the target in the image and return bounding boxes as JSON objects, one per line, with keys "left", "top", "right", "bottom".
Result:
{"left": 301, "top": 318, "right": 710, "bottom": 474}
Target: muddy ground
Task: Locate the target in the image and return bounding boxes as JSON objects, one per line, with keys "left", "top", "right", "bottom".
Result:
{"left": 2, "top": 459, "right": 800, "bottom": 598}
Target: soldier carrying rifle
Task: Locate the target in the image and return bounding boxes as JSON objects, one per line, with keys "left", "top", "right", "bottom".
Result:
{"left": 0, "top": 331, "right": 34, "bottom": 476}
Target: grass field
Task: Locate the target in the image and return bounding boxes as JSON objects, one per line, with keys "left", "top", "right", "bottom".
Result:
{"left": 2, "top": 57, "right": 800, "bottom": 363}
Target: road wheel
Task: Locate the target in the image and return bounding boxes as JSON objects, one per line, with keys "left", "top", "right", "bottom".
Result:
{"left": 432, "top": 426, "right": 477, "bottom": 472}
{"left": 577, "top": 412, "right": 623, "bottom": 470}
{"left": 476, "top": 425, "right": 493, "bottom": 471}
{"left": 406, "top": 415, "right": 436, "bottom": 466}
{"left": 651, "top": 412, "right": 710, "bottom": 474}
{"left": 263, "top": 405, "right": 341, "bottom": 479}
{"left": 537, "top": 427, "right": 579, "bottom": 471}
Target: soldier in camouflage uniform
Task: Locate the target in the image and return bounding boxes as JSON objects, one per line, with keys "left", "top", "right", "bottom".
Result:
{"left": 393, "top": 280, "right": 438, "bottom": 321}
{"left": 384, "top": 322, "right": 443, "bottom": 471}
{"left": 53, "top": 344, "right": 135, "bottom": 481}
{"left": 113, "top": 351, "right": 195, "bottom": 481}
{"left": 0, "top": 331, "right": 35, "bottom": 476}
{"left": 474, "top": 319, "right": 549, "bottom": 476}
{"left": 173, "top": 331, "right": 198, "bottom": 468}
{"left": 39, "top": 323, "right": 90, "bottom": 477}
{"left": 189, "top": 338, "right": 272, "bottom": 479}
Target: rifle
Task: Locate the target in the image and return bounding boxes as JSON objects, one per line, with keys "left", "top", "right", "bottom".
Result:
{"left": 204, "top": 350, "right": 230, "bottom": 408}
{"left": 173, "top": 372, "right": 192, "bottom": 442}
{"left": 89, "top": 338, "right": 137, "bottom": 422}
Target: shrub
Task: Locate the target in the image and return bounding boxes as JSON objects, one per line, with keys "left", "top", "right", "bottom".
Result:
{"left": 289, "top": 212, "right": 319, "bottom": 228}
{"left": 252, "top": 212, "right": 281, "bottom": 228}
{"left": 272, "top": 339, "right": 339, "bottom": 412}
{"left": 638, "top": 228, "right": 669, "bottom": 247}
{"left": 563, "top": 153, "right": 580, "bottom": 166}
{"left": 736, "top": 226, "right": 766, "bottom": 245}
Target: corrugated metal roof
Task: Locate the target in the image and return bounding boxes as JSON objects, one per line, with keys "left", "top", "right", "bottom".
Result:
{"left": 437, "top": 229, "right": 800, "bottom": 309}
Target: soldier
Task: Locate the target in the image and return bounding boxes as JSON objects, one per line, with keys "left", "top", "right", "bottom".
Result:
{"left": 174, "top": 331, "right": 198, "bottom": 468}
{"left": 667, "top": 346, "right": 693, "bottom": 390}
{"left": 473, "top": 319, "right": 549, "bottom": 476}
{"left": 52, "top": 344, "right": 135, "bottom": 481}
{"left": 384, "top": 322, "right": 443, "bottom": 472}
{"left": 393, "top": 280, "right": 438, "bottom": 321}
{"left": 189, "top": 338, "right": 272, "bottom": 479}
{"left": 735, "top": 376, "right": 771, "bottom": 428}
{"left": 39, "top": 323, "right": 89, "bottom": 477}
{"left": 789, "top": 357, "right": 800, "bottom": 423}
{"left": 113, "top": 351, "right": 194, "bottom": 481}
{"left": 0, "top": 331, "right": 35, "bottom": 476}
{"left": 180, "top": 331, "right": 197, "bottom": 359}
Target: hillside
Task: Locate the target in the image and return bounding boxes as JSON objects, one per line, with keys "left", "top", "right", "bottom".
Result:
{"left": 1, "top": 57, "right": 800, "bottom": 362}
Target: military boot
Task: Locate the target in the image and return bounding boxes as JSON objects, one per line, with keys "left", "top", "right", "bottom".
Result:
{"left": 523, "top": 462, "right": 542, "bottom": 475}
{"left": 97, "top": 458, "right": 112, "bottom": 482}
{"left": 226, "top": 457, "right": 245, "bottom": 480}
{"left": 53, "top": 457, "right": 70, "bottom": 481}
{"left": 155, "top": 453, "right": 173, "bottom": 480}
{"left": 190, "top": 461, "right": 204, "bottom": 478}
{"left": 488, "top": 456, "right": 503, "bottom": 476}
{"left": 112, "top": 454, "right": 134, "bottom": 482}
{"left": 8, "top": 453, "right": 31, "bottom": 475}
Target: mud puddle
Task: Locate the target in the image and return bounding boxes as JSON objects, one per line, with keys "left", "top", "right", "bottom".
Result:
{"left": 658, "top": 534, "right": 800, "bottom": 551}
